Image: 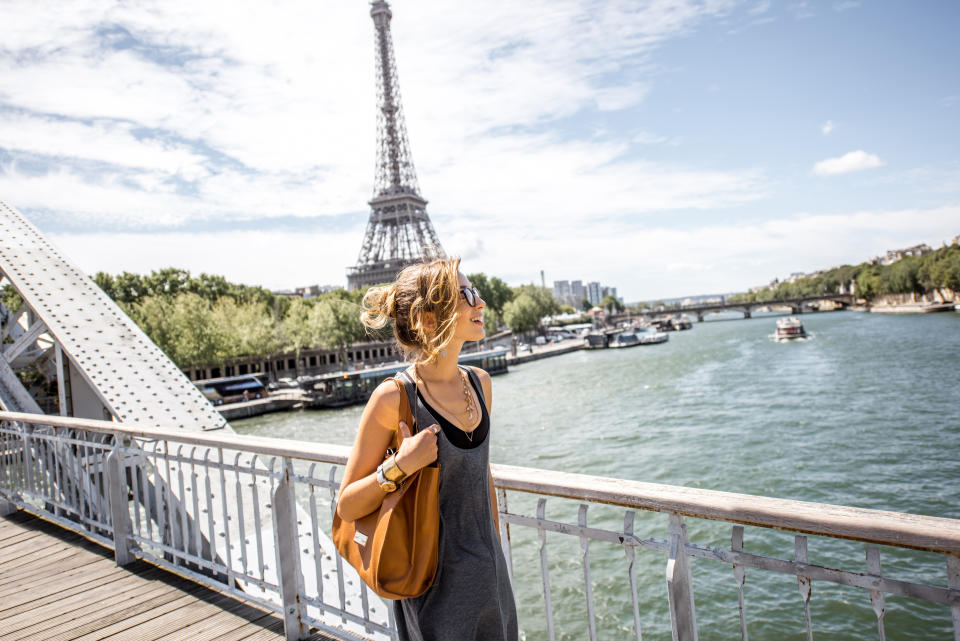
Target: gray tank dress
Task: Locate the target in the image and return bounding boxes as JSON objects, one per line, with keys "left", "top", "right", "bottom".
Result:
{"left": 393, "top": 367, "right": 518, "bottom": 641}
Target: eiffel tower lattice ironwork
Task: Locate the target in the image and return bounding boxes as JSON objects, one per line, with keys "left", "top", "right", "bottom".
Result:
{"left": 347, "top": 0, "right": 446, "bottom": 290}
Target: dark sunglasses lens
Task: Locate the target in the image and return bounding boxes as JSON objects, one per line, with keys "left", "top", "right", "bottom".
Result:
{"left": 462, "top": 287, "right": 478, "bottom": 306}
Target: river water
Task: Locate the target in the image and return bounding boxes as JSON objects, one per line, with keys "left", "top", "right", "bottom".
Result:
{"left": 234, "top": 310, "right": 960, "bottom": 640}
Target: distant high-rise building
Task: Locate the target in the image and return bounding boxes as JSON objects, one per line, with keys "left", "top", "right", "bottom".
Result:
{"left": 587, "top": 282, "right": 602, "bottom": 305}
{"left": 571, "top": 280, "right": 585, "bottom": 303}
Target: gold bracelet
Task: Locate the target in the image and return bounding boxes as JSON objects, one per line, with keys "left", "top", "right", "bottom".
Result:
{"left": 381, "top": 454, "right": 406, "bottom": 483}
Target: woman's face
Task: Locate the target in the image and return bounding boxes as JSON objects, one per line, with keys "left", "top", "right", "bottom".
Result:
{"left": 453, "top": 272, "right": 486, "bottom": 342}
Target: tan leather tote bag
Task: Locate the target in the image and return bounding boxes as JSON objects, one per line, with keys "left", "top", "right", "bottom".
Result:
{"left": 331, "top": 375, "right": 441, "bottom": 599}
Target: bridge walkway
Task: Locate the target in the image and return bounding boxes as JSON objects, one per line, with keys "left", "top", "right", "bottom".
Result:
{"left": 0, "top": 512, "right": 334, "bottom": 641}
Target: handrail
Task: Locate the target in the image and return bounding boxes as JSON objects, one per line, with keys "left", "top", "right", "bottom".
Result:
{"left": 0, "top": 410, "right": 352, "bottom": 464}
{"left": 4, "top": 410, "right": 959, "bottom": 554}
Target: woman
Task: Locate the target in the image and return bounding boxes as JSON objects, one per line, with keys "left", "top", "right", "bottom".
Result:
{"left": 336, "top": 257, "right": 518, "bottom": 641}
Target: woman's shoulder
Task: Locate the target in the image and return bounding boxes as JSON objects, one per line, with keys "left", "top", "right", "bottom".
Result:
{"left": 465, "top": 364, "right": 490, "bottom": 383}
{"left": 465, "top": 366, "right": 493, "bottom": 409}
{"left": 366, "top": 377, "right": 405, "bottom": 414}
{"left": 373, "top": 376, "right": 405, "bottom": 401}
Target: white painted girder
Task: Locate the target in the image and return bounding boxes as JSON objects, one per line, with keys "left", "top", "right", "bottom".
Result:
{"left": 0, "top": 201, "right": 226, "bottom": 430}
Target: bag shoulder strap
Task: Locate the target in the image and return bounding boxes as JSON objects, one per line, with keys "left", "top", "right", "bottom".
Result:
{"left": 393, "top": 368, "right": 419, "bottom": 433}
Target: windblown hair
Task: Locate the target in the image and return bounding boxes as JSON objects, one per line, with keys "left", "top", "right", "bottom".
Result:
{"left": 361, "top": 257, "right": 462, "bottom": 365}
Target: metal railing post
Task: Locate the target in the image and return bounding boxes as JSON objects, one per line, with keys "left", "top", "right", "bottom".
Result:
{"left": 106, "top": 445, "right": 134, "bottom": 566}
{"left": 947, "top": 553, "right": 960, "bottom": 641}
{"left": 665, "top": 513, "right": 698, "bottom": 641}
{"left": 273, "top": 457, "right": 308, "bottom": 640}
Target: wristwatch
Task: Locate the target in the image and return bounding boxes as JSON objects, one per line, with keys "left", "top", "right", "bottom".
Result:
{"left": 376, "top": 465, "right": 397, "bottom": 492}
{"left": 381, "top": 455, "right": 407, "bottom": 483}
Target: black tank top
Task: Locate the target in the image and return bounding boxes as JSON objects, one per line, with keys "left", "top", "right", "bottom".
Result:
{"left": 416, "top": 369, "right": 489, "bottom": 449}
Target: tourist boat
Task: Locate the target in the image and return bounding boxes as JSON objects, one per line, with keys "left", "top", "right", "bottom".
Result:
{"left": 609, "top": 331, "right": 641, "bottom": 348}
{"left": 583, "top": 331, "right": 609, "bottom": 349}
{"left": 774, "top": 317, "right": 807, "bottom": 341}
{"left": 639, "top": 330, "right": 669, "bottom": 345}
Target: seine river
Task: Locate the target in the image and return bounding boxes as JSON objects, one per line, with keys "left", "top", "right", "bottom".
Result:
{"left": 234, "top": 310, "right": 960, "bottom": 640}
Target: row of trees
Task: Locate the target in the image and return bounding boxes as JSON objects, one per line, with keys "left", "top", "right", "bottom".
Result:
{"left": 730, "top": 243, "right": 960, "bottom": 303}
{"left": 91, "top": 270, "right": 371, "bottom": 370}
{"left": 2, "top": 265, "right": 591, "bottom": 371}
{"left": 85, "top": 269, "right": 564, "bottom": 370}
{"left": 466, "top": 274, "right": 565, "bottom": 335}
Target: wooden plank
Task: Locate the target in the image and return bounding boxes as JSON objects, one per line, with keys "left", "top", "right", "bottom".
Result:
{"left": 41, "top": 581, "right": 213, "bottom": 641}
{"left": 0, "top": 564, "right": 168, "bottom": 619}
{"left": 94, "top": 591, "right": 240, "bottom": 640}
{"left": 0, "top": 571, "right": 175, "bottom": 636}
{"left": 0, "top": 528, "right": 44, "bottom": 546}
{"left": 70, "top": 593, "right": 201, "bottom": 641}
{"left": 0, "top": 581, "right": 177, "bottom": 640}
{"left": 0, "top": 538, "right": 105, "bottom": 574}
{"left": 151, "top": 597, "right": 276, "bottom": 641}
{"left": 0, "top": 515, "right": 39, "bottom": 538}
{"left": 492, "top": 463, "right": 960, "bottom": 554}
{"left": 0, "top": 554, "right": 106, "bottom": 596}
{"left": 0, "top": 523, "right": 81, "bottom": 551}
{"left": 230, "top": 617, "right": 286, "bottom": 641}
{"left": 0, "top": 534, "right": 82, "bottom": 564}
{"left": 0, "top": 564, "right": 147, "bottom": 616}
{"left": 0, "top": 544, "right": 93, "bottom": 577}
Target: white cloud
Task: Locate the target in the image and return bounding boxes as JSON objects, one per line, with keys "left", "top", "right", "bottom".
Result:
{"left": 51, "top": 228, "right": 362, "bottom": 291}
{"left": 789, "top": 2, "right": 816, "bottom": 19}
{"left": 1, "top": 0, "right": 758, "bottom": 237}
{"left": 833, "top": 1, "right": 862, "bottom": 11}
{"left": 461, "top": 204, "right": 960, "bottom": 299}
{"left": 812, "top": 150, "right": 884, "bottom": 176}
{"left": 821, "top": 120, "right": 833, "bottom": 135}
{"left": 633, "top": 131, "right": 669, "bottom": 144}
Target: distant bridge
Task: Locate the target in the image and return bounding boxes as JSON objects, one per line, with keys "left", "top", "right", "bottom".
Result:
{"left": 614, "top": 293, "right": 855, "bottom": 323}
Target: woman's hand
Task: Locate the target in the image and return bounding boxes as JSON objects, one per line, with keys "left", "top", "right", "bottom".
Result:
{"left": 394, "top": 421, "right": 440, "bottom": 475}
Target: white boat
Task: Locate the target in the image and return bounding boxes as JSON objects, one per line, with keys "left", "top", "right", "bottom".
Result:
{"left": 609, "top": 331, "right": 641, "bottom": 348}
{"left": 774, "top": 317, "right": 807, "bottom": 341}
{"left": 639, "top": 330, "right": 669, "bottom": 345}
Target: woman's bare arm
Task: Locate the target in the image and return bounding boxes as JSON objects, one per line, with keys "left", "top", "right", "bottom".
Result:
{"left": 336, "top": 379, "right": 440, "bottom": 522}
{"left": 336, "top": 381, "right": 400, "bottom": 521}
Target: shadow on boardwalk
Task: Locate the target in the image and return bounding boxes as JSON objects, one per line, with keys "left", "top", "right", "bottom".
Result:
{"left": 0, "top": 511, "right": 335, "bottom": 641}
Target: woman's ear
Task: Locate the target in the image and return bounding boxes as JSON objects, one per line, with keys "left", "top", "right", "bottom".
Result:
{"left": 420, "top": 311, "right": 437, "bottom": 332}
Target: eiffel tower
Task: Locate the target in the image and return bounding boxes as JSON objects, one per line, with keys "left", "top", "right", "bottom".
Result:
{"left": 347, "top": 0, "right": 446, "bottom": 290}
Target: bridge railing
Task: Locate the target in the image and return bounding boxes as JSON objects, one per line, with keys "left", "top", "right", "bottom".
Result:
{"left": 2, "top": 411, "right": 959, "bottom": 641}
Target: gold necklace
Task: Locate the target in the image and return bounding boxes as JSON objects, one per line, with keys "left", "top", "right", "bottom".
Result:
{"left": 416, "top": 366, "right": 478, "bottom": 440}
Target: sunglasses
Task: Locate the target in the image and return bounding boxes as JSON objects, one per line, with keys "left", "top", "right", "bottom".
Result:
{"left": 459, "top": 286, "right": 483, "bottom": 307}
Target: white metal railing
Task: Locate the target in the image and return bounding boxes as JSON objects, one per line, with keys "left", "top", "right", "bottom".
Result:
{"left": 2, "top": 411, "right": 959, "bottom": 641}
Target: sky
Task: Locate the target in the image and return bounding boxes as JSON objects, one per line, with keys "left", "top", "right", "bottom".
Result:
{"left": 1, "top": 0, "right": 958, "bottom": 302}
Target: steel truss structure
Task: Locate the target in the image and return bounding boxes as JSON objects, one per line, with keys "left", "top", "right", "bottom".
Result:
{"left": 347, "top": 0, "right": 446, "bottom": 290}
{"left": 0, "top": 201, "right": 225, "bottom": 429}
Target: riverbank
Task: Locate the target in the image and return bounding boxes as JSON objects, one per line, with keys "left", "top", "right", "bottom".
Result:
{"left": 505, "top": 338, "right": 584, "bottom": 365}
{"left": 869, "top": 302, "right": 956, "bottom": 314}
{"left": 217, "top": 389, "right": 311, "bottom": 419}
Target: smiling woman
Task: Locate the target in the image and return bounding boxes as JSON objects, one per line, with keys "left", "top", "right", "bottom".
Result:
{"left": 335, "top": 256, "right": 518, "bottom": 641}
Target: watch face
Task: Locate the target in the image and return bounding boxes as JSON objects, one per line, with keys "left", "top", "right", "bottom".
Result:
{"left": 377, "top": 465, "right": 397, "bottom": 491}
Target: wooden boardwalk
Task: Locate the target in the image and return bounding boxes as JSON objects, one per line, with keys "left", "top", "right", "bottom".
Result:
{"left": 0, "top": 511, "right": 334, "bottom": 641}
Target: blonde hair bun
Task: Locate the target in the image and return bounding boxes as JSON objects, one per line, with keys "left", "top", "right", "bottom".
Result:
{"left": 359, "top": 257, "right": 462, "bottom": 364}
